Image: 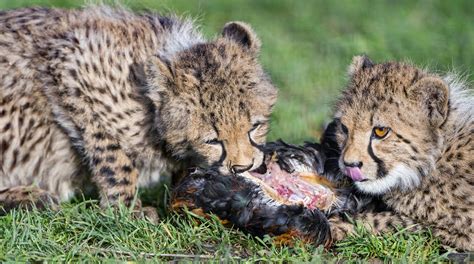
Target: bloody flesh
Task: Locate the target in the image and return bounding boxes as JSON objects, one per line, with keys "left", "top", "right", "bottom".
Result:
{"left": 248, "top": 161, "right": 335, "bottom": 210}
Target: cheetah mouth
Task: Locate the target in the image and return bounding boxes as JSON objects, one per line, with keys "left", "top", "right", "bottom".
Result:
{"left": 242, "top": 157, "right": 336, "bottom": 211}
{"left": 344, "top": 167, "right": 367, "bottom": 182}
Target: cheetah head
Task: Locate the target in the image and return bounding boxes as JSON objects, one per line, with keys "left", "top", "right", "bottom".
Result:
{"left": 331, "top": 55, "right": 449, "bottom": 194}
{"left": 145, "top": 22, "right": 277, "bottom": 174}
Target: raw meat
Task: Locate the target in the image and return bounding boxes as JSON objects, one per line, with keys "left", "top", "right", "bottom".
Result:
{"left": 248, "top": 160, "right": 335, "bottom": 211}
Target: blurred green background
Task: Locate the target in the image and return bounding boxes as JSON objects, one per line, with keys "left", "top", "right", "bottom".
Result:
{"left": 1, "top": 0, "right": 473, "bottom": 142}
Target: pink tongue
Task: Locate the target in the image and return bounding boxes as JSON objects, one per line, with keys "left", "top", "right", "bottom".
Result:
{"left": 345, "top": 167, "right": 365, "bottom": 181}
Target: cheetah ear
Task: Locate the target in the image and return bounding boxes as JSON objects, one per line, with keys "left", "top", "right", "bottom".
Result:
{"left": 222, "top": 21, "right": 261, "bottom": 54}
{"left": 144, "top": 56, "right": 177, "bottom": 107}
{"left": 145, "top": 55, "right": 175, "bottom": 91}
{"left": 348, "top": 55, "right": 374, "bottom": 76}
{"left": 147, "top": 56, "right": 175, "bottom": 81}
{"left": 407, "top": 76, "right": 449, "bottom": 127}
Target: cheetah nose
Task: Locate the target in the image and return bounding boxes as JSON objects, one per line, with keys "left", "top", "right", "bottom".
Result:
{"left": 231, "top": 163, "right": 254, "bottom": 174}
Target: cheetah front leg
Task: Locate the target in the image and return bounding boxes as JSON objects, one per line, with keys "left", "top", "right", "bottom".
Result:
{"left": 0, "top": 186, "right": 60, "bottom": 215}
{"left": 330, "top": 211, "right": 473, "bottom": 251}
{"left": 82, "top": 126, "right": 158, "bottom": 223}
{"left": 328, "top": 211, "right": 420, "bottom": 243}
{"left": 84, "top": 127, "right": 138, "bottom": 207}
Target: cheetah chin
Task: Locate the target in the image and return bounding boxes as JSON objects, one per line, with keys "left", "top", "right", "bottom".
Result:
{"left": 353, "top": 164, "right": 421, "bottom": 195}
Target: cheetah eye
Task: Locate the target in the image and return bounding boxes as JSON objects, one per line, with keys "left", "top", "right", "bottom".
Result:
{"left": 340, "top": 123, "right": 349, "bottom": 135}
{"left": 334, "top": 118, "right": 348, "bottom": 135}
{"left": 372, "top": 127, "right": 391, "bottom": 139}
{"left": 250, "top": 121, "right": 264, "bottom": 131}
{"left": 205, "top": 138, "right": 220, "bottom": 145}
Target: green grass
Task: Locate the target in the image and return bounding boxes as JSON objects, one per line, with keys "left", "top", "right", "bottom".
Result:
{"left": 0, "top": 201, "right": 449, "bottom": 262}
{"left": 1, "top": 0, "right": 473, "bottom": 262}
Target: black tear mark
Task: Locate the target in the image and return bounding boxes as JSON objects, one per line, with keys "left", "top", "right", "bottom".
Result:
{"left": 368, "top": 138, "right": 387, "bottom": 178}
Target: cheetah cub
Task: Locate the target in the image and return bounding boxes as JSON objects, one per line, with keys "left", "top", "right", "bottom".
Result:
{"left": 0, "top": 7, "right": 277, "bottom": 215}
{"left": 328, "top": 55, "right": 473, "bottom": 251}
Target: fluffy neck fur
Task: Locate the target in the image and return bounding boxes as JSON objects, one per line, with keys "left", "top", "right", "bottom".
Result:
{"left": 84, "top": 5, "right": 204, "bottom": 59}
{"left": 442, "top": 74, "right": 474, "bottom": 138}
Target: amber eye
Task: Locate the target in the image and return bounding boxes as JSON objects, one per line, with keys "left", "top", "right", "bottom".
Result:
{"left": 373, "top": 127, "right": 390, "bottom": 139}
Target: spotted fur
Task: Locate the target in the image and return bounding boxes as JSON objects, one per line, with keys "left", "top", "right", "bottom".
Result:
{"left": 0, "top": 6, "right": 277, "bottom": 214}
{"left": 328, "top": 56, "right": 473, "bottom": 251}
